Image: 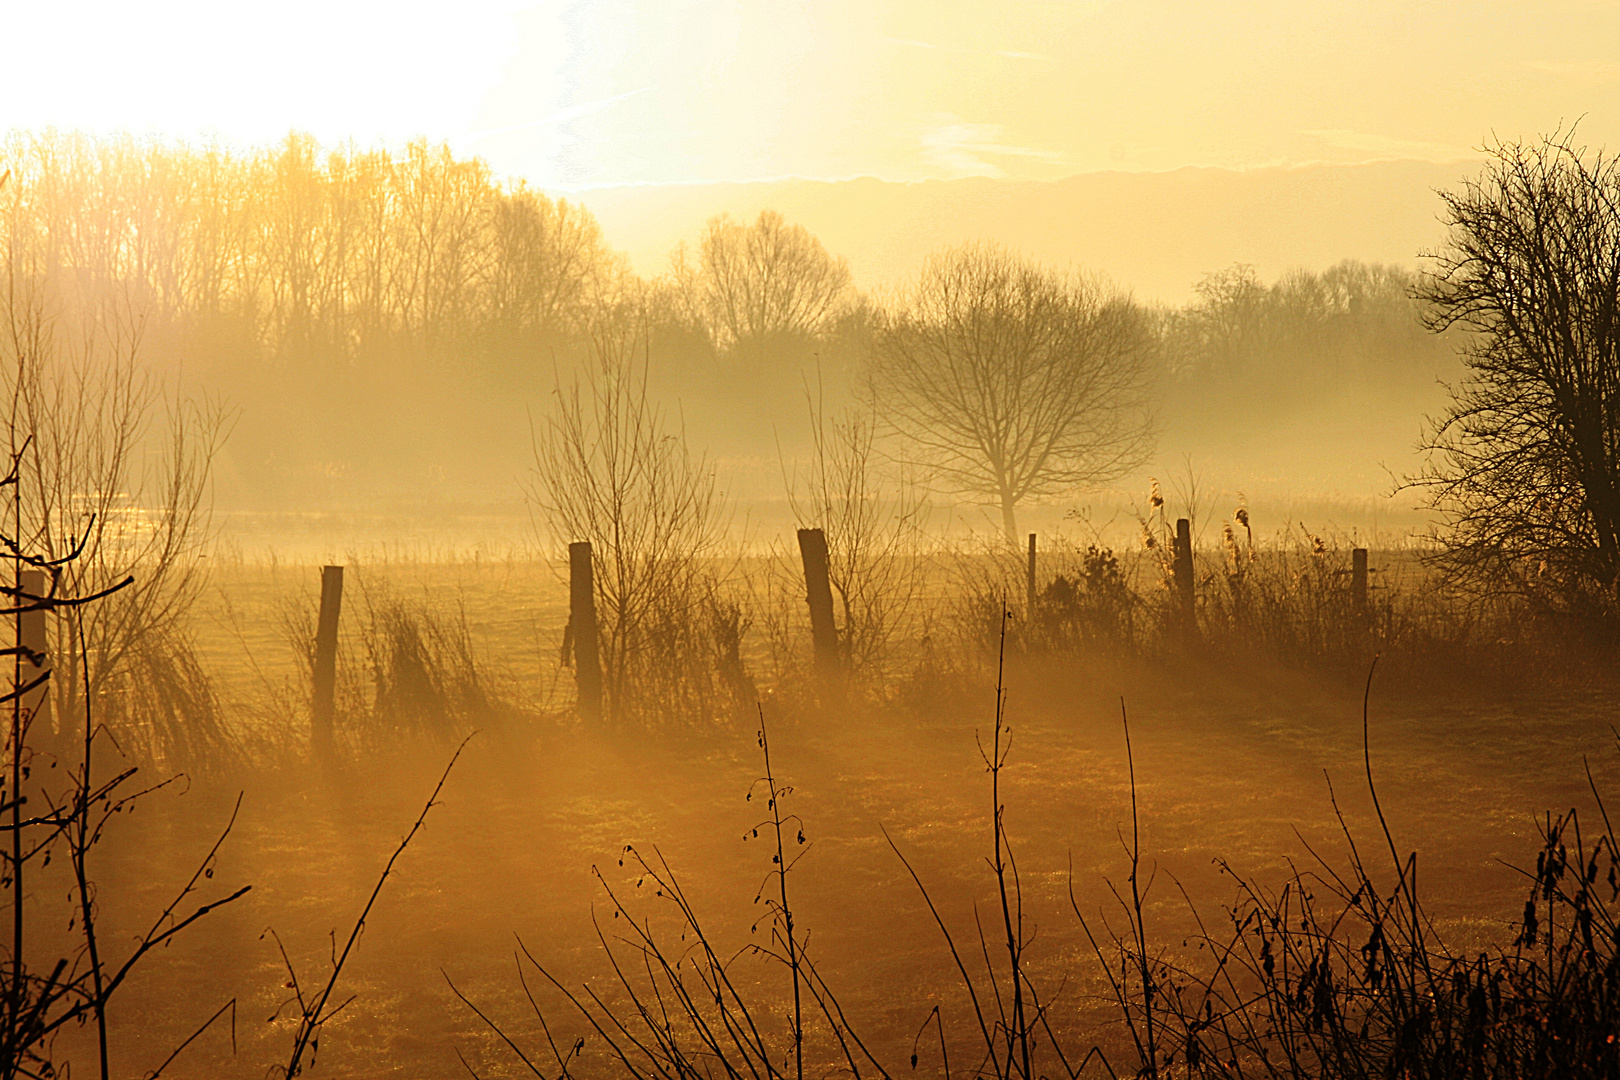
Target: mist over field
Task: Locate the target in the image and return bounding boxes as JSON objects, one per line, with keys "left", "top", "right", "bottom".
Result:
{"left": 0, "top": 138, "right": 1461, "bottom": 550}
{"left": 4, "top": 4, "right": 1620, "bottom": 1078}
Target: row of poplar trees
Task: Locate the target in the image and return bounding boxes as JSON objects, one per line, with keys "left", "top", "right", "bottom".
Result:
{"left": 0, "top": 132, "right": 617, "bottom": 372}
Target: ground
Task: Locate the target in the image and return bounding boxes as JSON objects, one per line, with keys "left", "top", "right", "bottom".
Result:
{"left": 53, "top": 564, "right": 1618, "bottom": 1077}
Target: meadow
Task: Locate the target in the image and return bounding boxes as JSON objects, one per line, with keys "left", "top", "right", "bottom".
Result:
{"left": 40, "top": 523, "right": 1620, "bottom": 1079}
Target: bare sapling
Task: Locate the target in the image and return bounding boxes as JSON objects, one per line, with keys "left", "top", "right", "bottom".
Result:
{"left": 528, "top": 295, "right": 736, "bottom": 726}
{"left": 884, "top": 612, "right": 1094, "bottom": 1080}
{"left": 753, "top": 704, "right": 806, "bottom": 1080}
{"left": 781, "top": 379, "right": 929, "bottom": 693}
{"left": 1071, "top": 701, "right": 1160, "bottom": 1077}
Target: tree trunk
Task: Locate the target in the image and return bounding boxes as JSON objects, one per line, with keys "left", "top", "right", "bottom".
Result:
{"left": 1001, "top": 496, "right": 1019, "bottom": 548}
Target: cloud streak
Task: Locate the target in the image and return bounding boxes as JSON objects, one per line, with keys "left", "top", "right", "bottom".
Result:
{"left": 919, "top": 116, "right": 1066, "bottom": 178}
{"left": 1302, "top": 128, "right": 1474, "bottom": 163}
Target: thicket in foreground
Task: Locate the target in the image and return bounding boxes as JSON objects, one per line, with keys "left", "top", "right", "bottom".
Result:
{"left": 1082, "top": 663, "right": 1620, "bottom": 1078}
{"left": 0, "top": 435, "right": 249, "bottom": 1078}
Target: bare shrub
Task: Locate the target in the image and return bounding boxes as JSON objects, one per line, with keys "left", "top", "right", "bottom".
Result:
{"left": 528, "top": 300, "right": 748, "bottom": 726}
{"left": 258, "top": 564, "right": 529, "bottom": 755}
{"left": 938, "top": 539, "right": 1027, "bottom": 673}
{"left": 779, "top": 389, "right": 930, "bottom": 695}
{"left": 611, "top": 580, "right": 757, "bottom": 728}
{"left": 1028, "top": 543, "right": 1140, "bottom": 656}
{"left": 0, "top": 432, "right": 247, "bottom": 1078}
{"left": 97, "top": 627, "right": 239, "bottom": 772}
{"left": 1195, "top": 510, "right": 1547, "bottom": 683}
{"left": 942, "top": 530, "right": 1145, "bottom": 671}
{"left": 307, "top": 571, "right": 526, "bottom": 749}
{"left": 1201, "top": 520, "right": 1369, "bottom": 664}
{"left": 349, "top": 579, "right": 519, "bottom": 744}
{"left": 0, "top": 165, "right": 228, "bottom": 764}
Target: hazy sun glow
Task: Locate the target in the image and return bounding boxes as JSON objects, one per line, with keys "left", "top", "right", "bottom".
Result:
{"left": 9, "top": 1, "right": 1620, "bottom": 188}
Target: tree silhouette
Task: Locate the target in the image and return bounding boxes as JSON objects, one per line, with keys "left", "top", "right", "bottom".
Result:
{"left": 869, "top": 243, "right": 1153, "bottom": 543}
{"left": 1415, "top": 130, "right": 1620, "bottom": 620}
{"left": 676, "top": 210, "right": 850, "bottom": 353}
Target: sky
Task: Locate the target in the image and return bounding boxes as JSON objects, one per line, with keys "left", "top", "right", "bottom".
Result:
{"left": 7, "top": 1, "right": 1620, "bottom": 189}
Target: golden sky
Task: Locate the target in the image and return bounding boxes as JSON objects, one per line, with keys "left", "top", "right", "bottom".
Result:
{"left": 10, "top": 1, "right": 1620, "bottom": 188}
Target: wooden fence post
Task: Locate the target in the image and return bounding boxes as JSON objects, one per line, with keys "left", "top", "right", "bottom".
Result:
{"left": 1351, "top": 547, "right": 1369, "bottom": 617}
{"left": 1173, "top": 518, "right": 1196, "bottom": 636}
{"left": 312, "top": 565, "right": 343, "bottom": 756}
{"left": 1026, "top": 532, "right": 1037, "bottom": 621}
{"left": 569, "top": 541, "right": 603, "bottom": 721}
{"left": 797, "top": 528, "right": 839, "bottom": 676}
{"left": 17, "top": 569, "right": 50, "bottom": 746}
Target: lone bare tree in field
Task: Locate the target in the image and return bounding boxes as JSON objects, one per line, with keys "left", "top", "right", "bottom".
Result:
{"left": 1416, "top": 131, "right": 1620, "bottom": 620}
{"left": 869, "top": 243, "right": 1154, "bottom": 543}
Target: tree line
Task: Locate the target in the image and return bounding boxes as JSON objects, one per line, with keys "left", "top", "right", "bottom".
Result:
{"left": 0, "top": 132, "right": 613, "bottom": 367}
{"left": 7, "top": 129, "right": 1620, "bottom": 666}
{"left": 0, "top": 130, "right": 1452, "bottom": 514}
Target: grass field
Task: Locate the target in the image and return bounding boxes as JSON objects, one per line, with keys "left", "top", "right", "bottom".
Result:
{"left": 40, "top": 550, "right": 1620, "bottom": 1078}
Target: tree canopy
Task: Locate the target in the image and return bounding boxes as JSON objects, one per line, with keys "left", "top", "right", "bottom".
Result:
{"left": 869, "top": 243, "right": 1154, "bottom": 542}
{"left": 1416, "top": 131, "right": 1620, "bottom": 619}
{"left": 675, "top": 210, "right": 851, "bottom": 353}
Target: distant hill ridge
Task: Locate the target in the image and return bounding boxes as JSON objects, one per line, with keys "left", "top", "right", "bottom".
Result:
{"left": 578, "top": 159, "right": 1469, "bottom": 304}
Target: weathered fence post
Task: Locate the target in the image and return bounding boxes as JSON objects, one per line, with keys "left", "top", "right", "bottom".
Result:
{"left": 312, "top": 565, "right": 343, "bottom": 756}
{"left": 17, "top": 569, "right": 50, "bottom": 746}
{"left": 797, "top": 528, "right": 839, "bottom": 676}
{"left": 1173, "top": 518, "right": 1196, "bottom": 637}
{"left": 1026, "top": 532, "right": 1038, "bottom": 621}
{"left": 1351, "top": 547, "right": 1369, "bottom": 617}
{"left": 569, "top": 541, "right": 603, "bottom": 722}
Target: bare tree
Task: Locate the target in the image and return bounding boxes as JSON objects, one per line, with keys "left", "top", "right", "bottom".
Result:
{"left": 0, "top": 204, "right": 227, "bottom": 759}
{"left": 781, "top": 384, "right": 929, "bottom": 685}
{"left": 675, "top": 210, "right": 851, "bottom": 353}
{"left": 527, "top": 294, "right": 738, "bottom": 724}
{"left": 869, "top": 243, "right": 1155, "bottom": 543}
{"left": 1415, "top": 130, "right": 1620, "bottom": 620}
{"left": 486, "top": 183, "right": 613, "bottom": 345}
